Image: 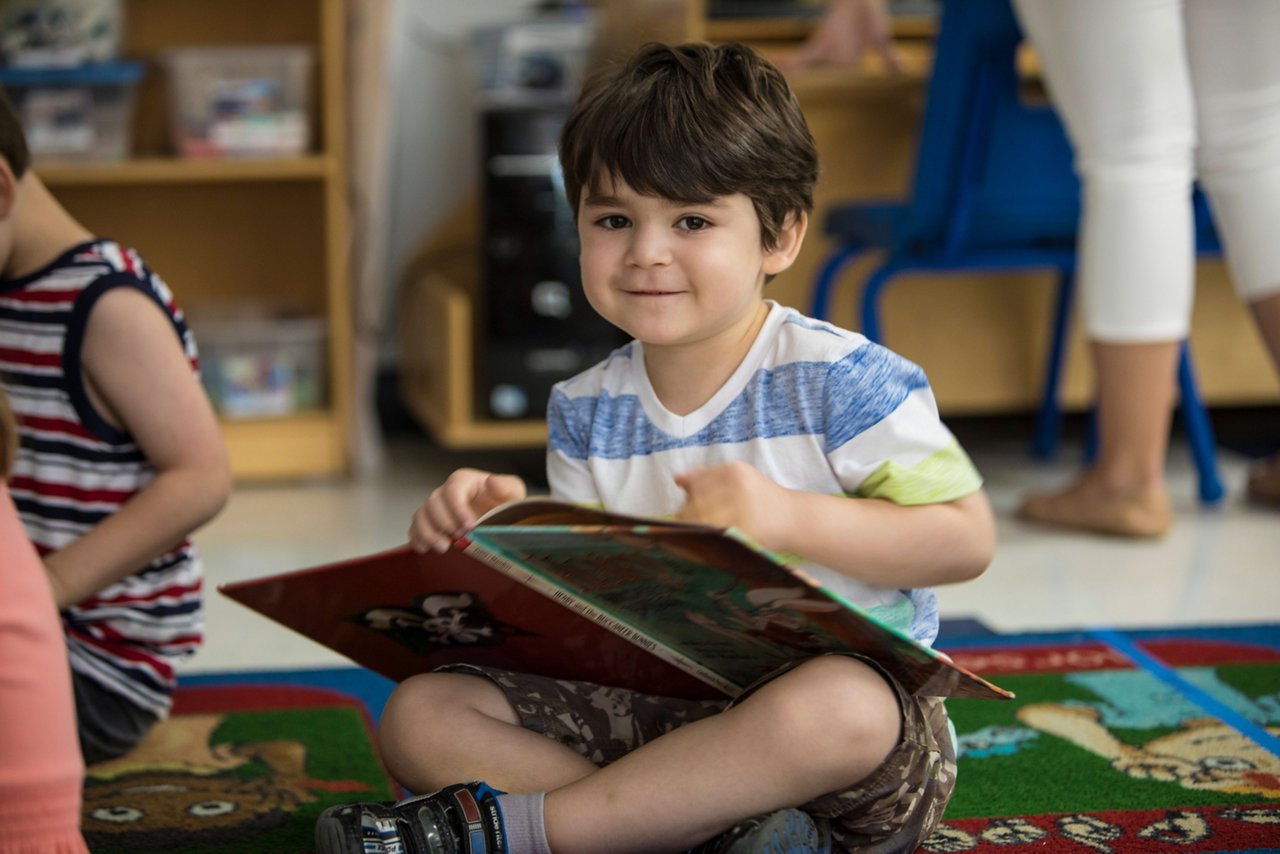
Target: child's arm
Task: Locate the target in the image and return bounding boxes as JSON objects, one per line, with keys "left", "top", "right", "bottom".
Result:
{"left": 408, "top": 468, "right": 527, "bottom": 554}
{"left": 41, "top": 288, "right": 231, "bottom": 609}
{"left": 675, "top": 461, "right": 995, "bottom": 588}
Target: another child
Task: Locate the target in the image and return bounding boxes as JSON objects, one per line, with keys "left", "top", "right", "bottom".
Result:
{"left": 0, "top": 92, "right": 231, "bottom": 763}
{"left": 1, "top": 391, "right": 89, "bottom": 854}
{"left": 319, "top": 42, "right": 996, "bottom": 854}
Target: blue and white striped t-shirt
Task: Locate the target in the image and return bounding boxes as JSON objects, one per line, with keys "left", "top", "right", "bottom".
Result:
{"left": 546, "top": 300, "right": 982, "bottom": 645}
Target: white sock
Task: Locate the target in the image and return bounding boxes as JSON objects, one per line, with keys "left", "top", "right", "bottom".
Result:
{"left": 494, "top": 792, "right": 551, "bottom": 854}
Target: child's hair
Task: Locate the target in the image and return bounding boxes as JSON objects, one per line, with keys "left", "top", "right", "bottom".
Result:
{"left": 0, "top": 90, "right": 31, "bottom": 178}
{"left": 559, "top": 41, "right": 818, "bottom": 251}
{"left": 2, "top": 93, "right": 30, "bottom": 474}
{"left": 0, "top": 390, "right": 15, "bottom": 479}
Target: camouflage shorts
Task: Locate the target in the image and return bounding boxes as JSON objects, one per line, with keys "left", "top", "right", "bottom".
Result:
{"left": 437, "top": 654, "right": 956, "bottom": 853}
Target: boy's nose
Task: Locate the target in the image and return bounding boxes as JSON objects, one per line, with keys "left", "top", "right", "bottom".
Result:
{"left": 625, "top": 227, "right": 673, "bottom": 268}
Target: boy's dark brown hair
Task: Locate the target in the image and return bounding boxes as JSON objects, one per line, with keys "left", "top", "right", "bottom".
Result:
{"left": 559, "top": 41, "right": 818, "bottom": 251}
{"left": 0, "top": 91, "right": 28, "bottom": 476}
{"left": 0, "top": 89, "right": 31, "bottom": 178}
{"left": 0, "top": 390, "right": 15, "bottom": 479}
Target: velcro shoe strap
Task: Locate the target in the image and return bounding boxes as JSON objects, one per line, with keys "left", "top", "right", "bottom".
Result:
{"left": 446, "top": 784, "right": 507, "bottom": 854}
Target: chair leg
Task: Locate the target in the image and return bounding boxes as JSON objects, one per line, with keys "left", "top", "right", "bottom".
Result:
{"left": 1032, "top": 266, "right": 1075, "bottom": 459}
{"left": 1082, "top": 410, "right": 1099, "bottom": 464}
{"left": 859, "top": 262, "right": 904, "bottom": 344}
{"left": 810, "top": 243, "right": 864, "bottom": 321}
{"left": 1177, "top": 342, "right": 1225, "bottom": 505}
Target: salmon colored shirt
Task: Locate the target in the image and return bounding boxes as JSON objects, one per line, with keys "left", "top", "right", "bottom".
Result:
{"left": 0, "top": 483, "right": 88, "bottom": 853}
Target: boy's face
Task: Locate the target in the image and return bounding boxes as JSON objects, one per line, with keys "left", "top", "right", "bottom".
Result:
{"left": 0, "top": 157, "right": 15, "bottom": 276}
{"left": 576, "top": 177, "right": 800, "bottom": 354}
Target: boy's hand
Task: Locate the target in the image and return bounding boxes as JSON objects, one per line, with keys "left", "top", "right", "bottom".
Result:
{"left": 409, "top": 468, "right": 526, "bottom": 554}
{"left": 674, "top": 462, "right": 792, "bottom": 552}
{"left": 42, "top": 561, "right": 74, "bottom": 611}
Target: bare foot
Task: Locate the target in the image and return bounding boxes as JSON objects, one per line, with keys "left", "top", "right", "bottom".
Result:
{"left": 1246, "top": 453, "right": 1280, "bottom": 508}
{"left": 775, "top": 0, "right": 901, "bottom": 74}
{"left": 1017, "top": 473, "right": 1173, "bottom": 538}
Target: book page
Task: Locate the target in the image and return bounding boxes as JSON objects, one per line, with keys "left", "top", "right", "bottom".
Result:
{"left": 476, "top": 498, "right": 709, "bottom": 530}
{"left": 466, "top": 524, "right": 1012, "bottom": 699}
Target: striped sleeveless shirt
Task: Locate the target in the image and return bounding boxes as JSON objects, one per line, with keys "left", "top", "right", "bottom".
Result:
{"left": 0, "top": 239, "right": 203, "bottom": 718}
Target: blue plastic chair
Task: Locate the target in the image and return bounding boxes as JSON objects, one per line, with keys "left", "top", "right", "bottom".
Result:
{"left": 808, "top": 0, "right": 1224, "bottom": 504}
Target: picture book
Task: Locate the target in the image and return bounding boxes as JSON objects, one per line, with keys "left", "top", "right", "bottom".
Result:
{"left": 220, "top": 499, "right": 1013, "bottom": 702}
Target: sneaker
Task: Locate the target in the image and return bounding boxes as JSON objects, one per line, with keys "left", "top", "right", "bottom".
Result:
{"left": 693, "top": 808, "right": 832, "bottom": 854}
{"left": 314, "top": 782, "right": 507, "bottom": 854}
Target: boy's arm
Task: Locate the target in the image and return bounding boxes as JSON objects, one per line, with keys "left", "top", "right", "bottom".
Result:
{"left": 676, "top": 462, "right": 995, "bottom": 588}
{"left": 42, "top": 287, "right": 231, "bottom": 609}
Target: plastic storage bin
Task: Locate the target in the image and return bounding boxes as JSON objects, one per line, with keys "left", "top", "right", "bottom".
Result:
{"left": 0, "top": 0, "right": 124, "bottom": 67}
{"left": 162, "top": 45, "right": 314, "bottom": 158}
{"left": 195, "top": 314, "right": 327, "bottom": 419}
{"left": 0, "top": 61, "right": 142, "bottom": 162}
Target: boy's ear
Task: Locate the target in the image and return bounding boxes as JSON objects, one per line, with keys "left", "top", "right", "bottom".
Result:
{"left": 0, "top": 158, "right": 17, "bottom": 221}
{"left": 762, "top": 210, "right": 808, "bottom": 277}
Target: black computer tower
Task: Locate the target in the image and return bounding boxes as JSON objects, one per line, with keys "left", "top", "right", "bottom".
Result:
{"left": 476, "top": 104, "right": 628, "bottom": 420}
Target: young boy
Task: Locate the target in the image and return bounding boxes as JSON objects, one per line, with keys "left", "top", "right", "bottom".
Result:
{"left": 319, "top": 42, "right": 995, "bottom": 854}
{"left": 0, "top": 91, "right": 231, "bottom": 763}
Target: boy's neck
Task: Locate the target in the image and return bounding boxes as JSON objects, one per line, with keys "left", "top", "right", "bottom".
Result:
{"left": 642, "top": 301, "right": 772, "bottom": 416}
{"left": 4, "top": 172, "right": 94, "bottom": 279}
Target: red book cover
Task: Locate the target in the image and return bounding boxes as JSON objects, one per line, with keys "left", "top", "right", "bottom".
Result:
{"left": 221, "top": 499, "right": 1012, "bottom": 702}
{"left": 219, "top": 543, "right": 722, "bottom": 700}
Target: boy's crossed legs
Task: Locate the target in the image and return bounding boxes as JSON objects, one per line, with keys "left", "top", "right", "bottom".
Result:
{"left": 328, "top": 654, "right": 955, "bottom": 853}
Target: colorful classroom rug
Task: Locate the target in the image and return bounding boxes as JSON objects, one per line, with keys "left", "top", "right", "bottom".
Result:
{"left": 79, "top": 624, "right": 1280, "bottom": 853}
{"left": 81, "top": 668, "right": 400, "bottom": 853}
{"left": 927, "top": 622, "right": 1280, "bottom": 853}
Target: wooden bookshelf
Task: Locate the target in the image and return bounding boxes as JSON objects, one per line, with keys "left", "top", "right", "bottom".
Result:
{"left": 38, "top": 0, "right": 352, "bottom": 479}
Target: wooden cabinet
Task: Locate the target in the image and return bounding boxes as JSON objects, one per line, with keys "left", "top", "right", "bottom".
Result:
{"left": 38, "top": 0, "right": 351, "bottom": 479}
{"left": 592, "top": 0, "right": 936, "bottom": 51}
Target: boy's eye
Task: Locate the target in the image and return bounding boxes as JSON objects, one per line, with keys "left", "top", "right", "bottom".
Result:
{"left": 679, "top": 215, "right": 710, "bottom": 231}
{"left": 598, "top": 215, "right": 630, "bottom": 230}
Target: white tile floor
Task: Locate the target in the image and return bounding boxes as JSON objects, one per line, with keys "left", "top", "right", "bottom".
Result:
{"left": 187, "top": 425, "right": 1280, "bottom": 675}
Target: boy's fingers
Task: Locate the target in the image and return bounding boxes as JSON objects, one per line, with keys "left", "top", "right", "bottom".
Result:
{"left": 434, "top": 491, "right": 475, "bottom": 537}
{"left": 408, "top": 495, "right": 470, "bottom": 553}
{"left": 673, "top": 466, "right": 706, "bottom": 490}
{"left": 408, "top": 471, "right": 523, "bottom": 554}
{"left": 408, "top": 506, "right": 448, "bottom": 553}
{"left": 481, "top": 474, "right": 525, "bottom": 505}
{"left": 414, "top": 512, "right": 454, "bottom": 553}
